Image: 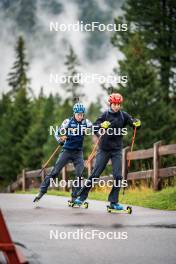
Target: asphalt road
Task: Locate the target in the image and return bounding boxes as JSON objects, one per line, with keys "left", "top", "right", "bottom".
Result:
{"left": 0, "top": 193, "right": 176, "bottom": 264}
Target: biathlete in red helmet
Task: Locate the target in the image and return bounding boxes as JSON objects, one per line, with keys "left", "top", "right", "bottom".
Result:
{"left": 74, "top": 93, "right": 141, "bottom": 211}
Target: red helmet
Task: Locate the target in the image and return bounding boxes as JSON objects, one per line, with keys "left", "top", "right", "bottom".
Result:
{"left": 108, "top": 93, "right": 123, "bottom": 104}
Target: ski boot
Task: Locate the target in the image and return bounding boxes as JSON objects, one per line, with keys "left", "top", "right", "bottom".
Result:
{"left": 68, "top": 197, "right": 89, "bottom": 209}
{"left": 107, "top": 203, "right": 132, "bottom": 214}
{"left": 33, "top": 191, "right": 45, "bottom": 203}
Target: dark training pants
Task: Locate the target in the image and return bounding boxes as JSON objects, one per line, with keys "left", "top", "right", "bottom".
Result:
{"left": 40, "top": 149, "right": 84, "bottom": 198}
{"left": 79, "top": 148, "right": 122, "bottom": 203}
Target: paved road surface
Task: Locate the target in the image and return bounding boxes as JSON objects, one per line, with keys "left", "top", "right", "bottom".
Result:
{"left": 0, "top": 194, "right": 176, "bottom": 264}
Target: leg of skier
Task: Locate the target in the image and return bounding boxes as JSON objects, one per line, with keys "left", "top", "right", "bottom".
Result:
{"left": 108, "top": 149, "right": 124, "bottom": 210}
{"left": 75, "top": 149, "right": 110, "bottom": 204}
{"left": 71, "top": 151, "right": 84, "bottom": 202}
{"left": 33, "top": 150, "right": 70, "bottom": 202}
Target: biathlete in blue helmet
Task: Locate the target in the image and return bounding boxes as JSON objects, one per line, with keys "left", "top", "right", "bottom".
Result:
{"left": 33, "top": 103, "right": 92, "bottom": 203}
{"left": 74, "top": 93, "right": 141, "bottom": 211}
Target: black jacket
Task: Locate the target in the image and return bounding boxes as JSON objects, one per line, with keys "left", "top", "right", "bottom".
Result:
{"left": 94, "top": 109, "right": 136, "bottom": 151}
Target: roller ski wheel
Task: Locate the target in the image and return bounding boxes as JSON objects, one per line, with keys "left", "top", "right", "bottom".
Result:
{"left": 126, "top": 206, "right": 132, "bottom": 214}
{"left": 107, "top": 205, "right": 132, "bottom": 214}
{"left": 68, "top": 200, "right": 89, "bottom": 209}
{"left": 68, "top": 200, "right": 73, "bottom": 207}
{"left": 83, "top": 202, "right": 89, "bottom": 209}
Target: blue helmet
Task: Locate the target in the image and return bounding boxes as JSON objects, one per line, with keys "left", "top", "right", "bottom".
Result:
{"left": 73, "top": 103, "right": 86, "bottom": 113}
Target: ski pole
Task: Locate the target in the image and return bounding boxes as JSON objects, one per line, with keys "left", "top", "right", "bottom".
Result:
{"left": 122, "top": 127, "right": 137, "bottom": 196}
{"left": 128, "top": 126, "right": 137, "bottom": 168}
{"left": 39, "top": 145, "right": 61, "bottom": 176}
{"left": 85, "top": 134, "right": 103, "bottom": 167}
{"left": 85, "top": 123, "right": 109, "bottom": 167}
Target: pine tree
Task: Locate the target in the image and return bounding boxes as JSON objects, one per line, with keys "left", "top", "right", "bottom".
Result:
{"left": 7, "top": 36, "right": 30, "bottom": 94}
{"left": 62, "top": 46, "right": 84, "bottom": 103}
{"left": 11, "top": 88, "right": 31, "bottom": 175}
{"left": 0, "top": 94, "right": 11, "bottom": 119}
{"left": 111, "top": 0, "right": 176, "bottom": 102}
{"left": 42, "top": 94, "right": 55, "bottom": 132}
{"left": 111, "top": 0, "right": 176, "bottom": 146}
{"left": 0, "top": 37, "right": 31, "bottom": 182}
{"left": 21, "top": 105, "right": 46, "bottom": 169}
{"left": 0, "top": 96, "right": 14, "bottom": 182}
{"left": 111, "top": 33, "right": 171, "bottom": 148}
{"left": 21, "top": 93, "right": 55, "bottom": 169}
{"left": 0, "top": 88, "right": 31, "bottom": 181}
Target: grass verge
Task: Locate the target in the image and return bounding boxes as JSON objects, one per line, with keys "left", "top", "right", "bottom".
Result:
{"left": 16, "top": 186, "right": 176, "bottom": 210}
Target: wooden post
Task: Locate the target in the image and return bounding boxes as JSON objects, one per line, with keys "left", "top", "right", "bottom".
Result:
{"left": 153, "top": 141, "right": 162, "bottom": 191}
{"left": 61, "top": 166, "right": 67, "bottom": 191}
{"left": 22, "top": 169, "right": 26, "bottom": 192}
{"left": 122, "top": 147, "right": 130, "bottom": 181}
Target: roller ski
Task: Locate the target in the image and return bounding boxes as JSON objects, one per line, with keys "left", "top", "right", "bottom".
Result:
{"left": 107, "top": 203, "right": 132, "bottom": 214}
{"left": 68, "top": 198, "right": 89, "bottom": 209}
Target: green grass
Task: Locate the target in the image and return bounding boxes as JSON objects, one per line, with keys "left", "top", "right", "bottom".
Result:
{"left": 119, "top": 187, "right": 176, "bottom": 210}
{"left": 16, "top": 186, "right": 176, "bottom": 210}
